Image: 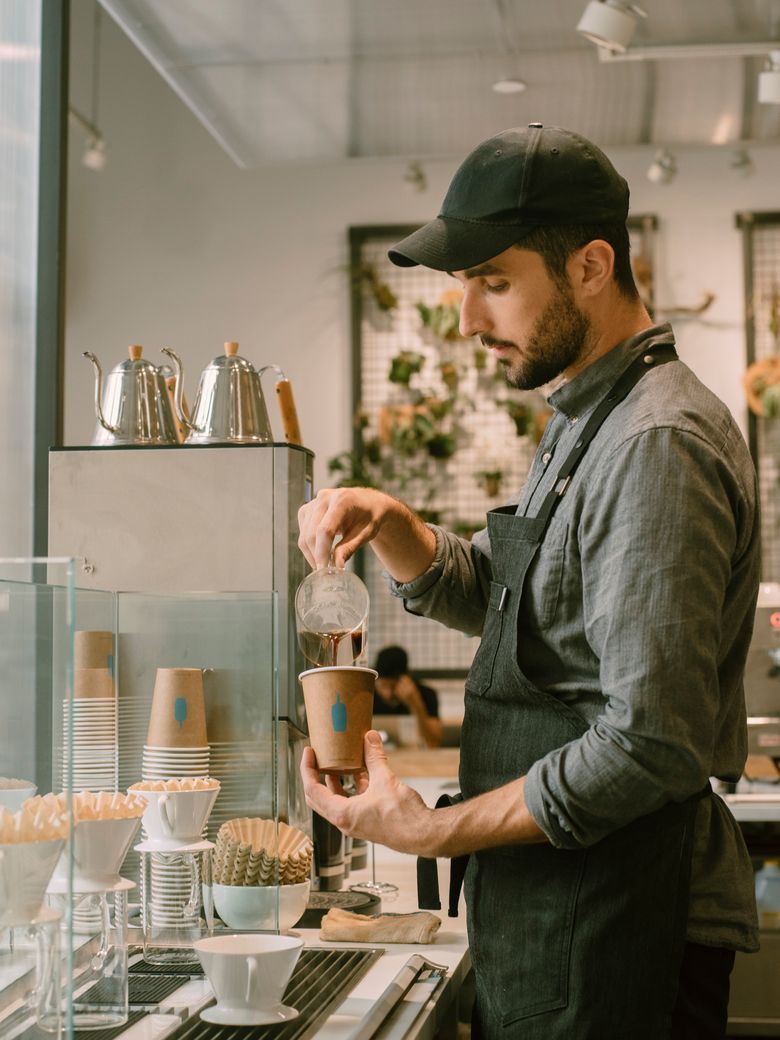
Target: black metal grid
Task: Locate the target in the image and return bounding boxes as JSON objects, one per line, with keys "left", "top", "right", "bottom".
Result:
{"left": 737, "top": 211, "right": 780, "bottom": 581}
{"left": 348, "top": 220, "right": 657, "bottom": 674}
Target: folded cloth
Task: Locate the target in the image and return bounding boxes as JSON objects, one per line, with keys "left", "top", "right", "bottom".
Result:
{"left": 320, "top": 907, "right": 441, "bottom": 944}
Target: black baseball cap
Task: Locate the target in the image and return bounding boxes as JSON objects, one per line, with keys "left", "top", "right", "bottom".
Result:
{"left": 388, "top": 123, "right": 629, "bottom": 272}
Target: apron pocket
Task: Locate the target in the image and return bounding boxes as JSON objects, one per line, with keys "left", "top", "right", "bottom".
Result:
{"left": 467, "top": 845, "right": 585, "bottom": 1026}
{"left": 464, "top": 581, "right": 506, "bottom": 696}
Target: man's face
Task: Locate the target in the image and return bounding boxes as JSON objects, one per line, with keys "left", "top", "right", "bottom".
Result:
{"left": 453, "top": 246, "right": 591, "bottom": 390}
{"left": 375, "top": 677, "right": 398, "bottom": 699}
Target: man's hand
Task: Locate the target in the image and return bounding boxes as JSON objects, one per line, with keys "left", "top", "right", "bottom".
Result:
{"left": 300, "top": 730, "right": 436, "bottom": 857}
{"left": 393, "top": 674, "right": 423, "bottom": 711}
{"left": 297, "top": 487, "right": 437, "bottom": 580}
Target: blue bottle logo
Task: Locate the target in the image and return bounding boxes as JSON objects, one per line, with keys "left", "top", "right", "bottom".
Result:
{"left": 331, "top": 693, "right": 347, "bottom": 732}
{"left": 174, "top": 697, "right": 188, "bottom": 728}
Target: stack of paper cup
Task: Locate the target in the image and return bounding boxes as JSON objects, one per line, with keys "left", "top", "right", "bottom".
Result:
{"left": 142, "top": 669, "right": 210, "bottom": 930}
{"left": 62, "top": 631, "right": 117, "bottom": 792}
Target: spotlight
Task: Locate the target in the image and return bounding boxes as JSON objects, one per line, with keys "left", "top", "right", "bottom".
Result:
{"left": 492, "top": 76, "right": 527, "bottom": 94}
{"left": 758, "top": 51, "right": 780, "bottom": 104}
{"left": 82, "top": 134, "right": 107, "bottom": 171}
{"left": 576, "top": 1, "right": 646, "bottom": 53}
{"left": 730, "top": 148, "right": 754, "bottom": 177}
{"left": 646, "top": 149, "right": 676, "bottom": 184}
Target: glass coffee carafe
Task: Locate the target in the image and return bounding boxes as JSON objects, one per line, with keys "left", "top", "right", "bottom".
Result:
{"left": 295, "top": 562, "right": 369, "bottom": 668}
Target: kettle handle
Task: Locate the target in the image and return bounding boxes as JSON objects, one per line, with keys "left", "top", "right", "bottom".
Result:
{"left": 259, "top": 365, "right": 303, "bottom": 446}
{"left": 83, "top": 352, "right": 120, "bottom": 435}
{"left": 160, "top": 347, "right": 197, "bottom": 433}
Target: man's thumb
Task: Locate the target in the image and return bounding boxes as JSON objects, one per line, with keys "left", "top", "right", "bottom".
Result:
{"left": 364, "top": 729, "right": 387, "bottom": 768}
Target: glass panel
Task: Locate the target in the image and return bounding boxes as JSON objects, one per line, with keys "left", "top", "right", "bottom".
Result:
{"left": 0, "top": 2, "right": 41, "bottom": 555}
{"left": 0, "top": 557, "right": 74, "bottom": 1038}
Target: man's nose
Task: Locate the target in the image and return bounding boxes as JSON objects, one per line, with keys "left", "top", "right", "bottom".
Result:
{"left": 459, "top": 290, "right": 486, "bottom": 338}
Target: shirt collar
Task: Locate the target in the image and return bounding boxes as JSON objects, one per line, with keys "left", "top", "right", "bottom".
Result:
{"left": 547, "top": 323, "right": 676, "bottom": 422}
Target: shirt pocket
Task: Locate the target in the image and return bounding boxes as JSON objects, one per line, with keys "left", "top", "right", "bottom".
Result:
{"left": 521, "top": 518, "right": 568, "bottom": 631}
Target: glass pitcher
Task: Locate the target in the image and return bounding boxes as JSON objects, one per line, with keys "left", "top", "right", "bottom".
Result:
{"left": 295, "top": 563, "right": 369, "bottom": 668}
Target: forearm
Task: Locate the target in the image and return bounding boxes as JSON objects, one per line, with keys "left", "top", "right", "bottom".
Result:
{"left": 421, "top": 776, "right": 547, "bottom": 858}
{"left": 369, "top": 495, "right": 437, "bottom": 583}
{"left": 413, "top": 709, "right": 442, "bottom": 748}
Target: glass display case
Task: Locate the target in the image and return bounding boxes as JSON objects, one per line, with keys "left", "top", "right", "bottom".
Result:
{"left": 0, "top": 562, "right": 311, "bottom": 1039}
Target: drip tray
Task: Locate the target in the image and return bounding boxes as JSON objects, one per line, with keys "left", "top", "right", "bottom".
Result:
{"left": 167, "top": 946, "right": 382, "bottom": 1040}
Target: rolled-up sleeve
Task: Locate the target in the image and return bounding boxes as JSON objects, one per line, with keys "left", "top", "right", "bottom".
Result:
{"left": 387, "top": 525, "right": 493, "bottom": 637}
{"left": 524, "top": 426, "right": 744, "bottom": 849}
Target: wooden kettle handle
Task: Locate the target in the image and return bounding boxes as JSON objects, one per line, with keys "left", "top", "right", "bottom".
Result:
{"left": 276, "top": 379, "right": 302, "bottom": 445}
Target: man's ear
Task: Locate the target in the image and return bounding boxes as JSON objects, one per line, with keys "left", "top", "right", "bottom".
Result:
{"left": 568, "top": 240, "right": 615, "bottom": 298}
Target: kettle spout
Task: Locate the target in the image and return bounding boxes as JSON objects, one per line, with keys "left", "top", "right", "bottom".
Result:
{"left": 160, "top": 347, "right": 196, "bottom": 432}
{"left": 83, "top": 352, "right": 120, "bottom": 434}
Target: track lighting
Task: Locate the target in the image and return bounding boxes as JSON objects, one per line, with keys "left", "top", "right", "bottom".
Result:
{"left": 758, "top": 51, "right": 780, "bottom": 104}
{"left": 646, "top": 149, "right": 677, "bottom": 185}
{"left": 491, "top": 77, "right": 527, "bottom": 94}
{"left": 576, "top": 1, "right": 646, "bottom": 53}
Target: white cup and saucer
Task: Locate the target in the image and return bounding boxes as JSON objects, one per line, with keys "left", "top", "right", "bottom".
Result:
{"left": 194, "top": 933, "right": 303, "bottom": 1026}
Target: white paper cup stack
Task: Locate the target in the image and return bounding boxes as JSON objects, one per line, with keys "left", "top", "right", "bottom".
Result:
{"left": 141, "top": 669, "right": 210, "bottom": 929}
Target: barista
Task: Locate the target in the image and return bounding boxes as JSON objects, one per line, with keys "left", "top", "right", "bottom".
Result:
{"left": 372, "top": 645, "right": 442, "bottom": 749}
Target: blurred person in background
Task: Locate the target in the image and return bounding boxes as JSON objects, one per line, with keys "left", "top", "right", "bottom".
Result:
{"left": 373, "top": 644, "right": 442, "bottom": 748}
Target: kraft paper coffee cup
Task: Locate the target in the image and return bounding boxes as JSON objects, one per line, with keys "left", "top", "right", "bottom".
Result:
{"left": 74, "top": 630, "right": 114, "bottom": 672}
{"left": 73, "top": 668, "right": 115, "bottom": 700}
{"left": 147, "top": 668, "right": 208, "bottom": 748}
{"left": 298, "top": 666, "right": 377, "bottom": 775}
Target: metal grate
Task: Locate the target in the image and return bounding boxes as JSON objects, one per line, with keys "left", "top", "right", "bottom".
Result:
{"left": 16, "top": 1010, "right": 147, "bottom": 1040}
{"left": 166, "top": 946, "right": 381, "bottom": 1040}
{"left": 129, "top": 958, "right": 204, "bottom": 976}
{"left": 77, "top": 972, "right": 192, "bottom": 1009}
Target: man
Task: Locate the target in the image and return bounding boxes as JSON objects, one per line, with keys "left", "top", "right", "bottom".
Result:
{"left": 298, "top": 124, "right": 759, "bottom": 1039}
{"left": 373, "top": 644, "right": 442, "bottom": 748}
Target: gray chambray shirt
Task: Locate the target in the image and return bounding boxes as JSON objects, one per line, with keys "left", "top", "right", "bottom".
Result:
{"left": 389, "top": 324, "right": 760, "bottom": 952}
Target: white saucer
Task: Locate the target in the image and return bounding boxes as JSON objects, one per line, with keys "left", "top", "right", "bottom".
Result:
{"left": 47, "top": 875, "right": 136, "bottom": 895}
{"left": 200, "top": 1003, "right": 299, "bottom": 1026}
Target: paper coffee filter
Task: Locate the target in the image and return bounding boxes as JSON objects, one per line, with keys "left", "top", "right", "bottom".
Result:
{"left": 0, "top": 777, "right": 35, "bottom": 790}
{"left": 212, "top": 818, "right": 312, "bottom": 886}
{"left": 0, "top": 804, "right": 69, "bottom": 844}
{"left": 128, "top": 777, "right": 219, "bottom": 792}
{"left": 26, "top": 790, "right": 147, "bottom": 822}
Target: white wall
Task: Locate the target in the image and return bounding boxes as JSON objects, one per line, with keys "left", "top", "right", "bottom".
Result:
{"left": 67, "top": 2, "right": 780, "bottom": 489}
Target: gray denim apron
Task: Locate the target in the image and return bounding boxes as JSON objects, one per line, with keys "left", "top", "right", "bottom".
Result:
{"left": 460, "top": 345, "right": 706, "bottom": 1039}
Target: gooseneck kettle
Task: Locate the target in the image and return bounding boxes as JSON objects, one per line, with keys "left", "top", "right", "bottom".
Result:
{"left": 84, "top": 345, "right": 179, "bottom": 445}
{"left": 162, "top": 341, "right": 273, "bottom": 445}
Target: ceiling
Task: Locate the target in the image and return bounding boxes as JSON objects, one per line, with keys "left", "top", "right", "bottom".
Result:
{"left": 97, "top": 0, "right": 780, "bottom": 166}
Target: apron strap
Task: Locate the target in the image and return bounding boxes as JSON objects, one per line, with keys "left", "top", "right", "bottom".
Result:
{"left": 534, "top": 344, "right": 677, "bottom": 529}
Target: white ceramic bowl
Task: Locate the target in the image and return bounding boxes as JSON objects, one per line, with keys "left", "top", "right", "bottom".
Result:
{"left": 213, "top": 881, "right": 310, "bottom": 932}
{"left": 0, "top": 783, "right": 37, "bottom": 812}
{"left": 131, "top": 786, "right": 219, "bottom": 846}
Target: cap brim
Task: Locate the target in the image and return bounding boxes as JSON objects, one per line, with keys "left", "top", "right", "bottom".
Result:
{"left": 387, "top": 216, "right": 534, "bottom": 272}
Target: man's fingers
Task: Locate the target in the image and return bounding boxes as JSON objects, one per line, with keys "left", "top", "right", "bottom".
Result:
{"left": 325, "top": 773, "right": 346, "bottom": 796}
{"left": 363, "top": 730, "right": 390, "bottom": 775}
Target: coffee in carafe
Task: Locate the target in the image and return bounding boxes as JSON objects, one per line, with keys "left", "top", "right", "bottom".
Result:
{"left": 295, "top": 564, "right": 369, "bottom": 668}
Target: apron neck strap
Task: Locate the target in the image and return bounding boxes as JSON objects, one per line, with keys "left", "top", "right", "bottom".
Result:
{"left": 534, "top": 344, "right": 677, "bottom": 528}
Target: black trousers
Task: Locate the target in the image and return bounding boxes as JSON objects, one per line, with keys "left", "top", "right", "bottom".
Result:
{"left": 670, "top": 941, "right": 736, "bottom": 1040}
{"left": 471, "top": 941, "right": 736, "bottom": 1039}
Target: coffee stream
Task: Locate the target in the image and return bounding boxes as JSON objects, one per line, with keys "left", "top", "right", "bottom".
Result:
{"left": 298, "top": 626, "right": 366, "bottom": 667}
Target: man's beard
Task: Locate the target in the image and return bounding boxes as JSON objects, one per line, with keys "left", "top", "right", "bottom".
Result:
{"left": 484, "top": 280, "right": 591, "bottom": 391}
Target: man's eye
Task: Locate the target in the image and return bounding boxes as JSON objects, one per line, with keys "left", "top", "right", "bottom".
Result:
{"left": 485, "top": 281, "right": 509, "bottom": 293}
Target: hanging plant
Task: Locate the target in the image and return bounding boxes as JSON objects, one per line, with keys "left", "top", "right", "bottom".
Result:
{"left": 497, "top": 399, "right": 533, "bottom": 437}
{"left": 388, "top": 350, "right": 426, "bottom": 386}
{"left": 743, "top": 357, "right": 780, "bottom": 417}
{"left": 416, "top": 289, "right": 464, "bottom": 341}
{"left": 426, "top": 432, "right": 457, "bottom": 459}
{"left": 476, "top": 469, "right": 504, "bottom": 497}
{"left": 350, "top": 261, "right": 398, "bottom": 312}
{"left": 438, "top": 360, "right": 460, "bottom": 395}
